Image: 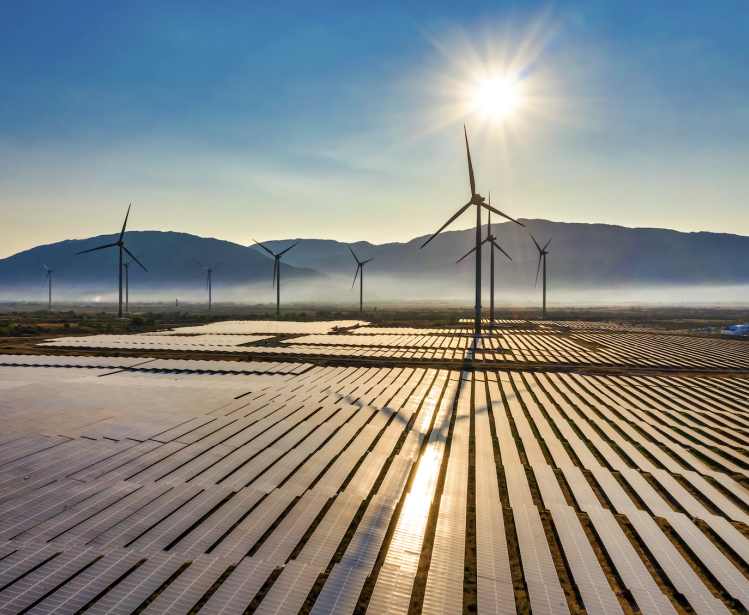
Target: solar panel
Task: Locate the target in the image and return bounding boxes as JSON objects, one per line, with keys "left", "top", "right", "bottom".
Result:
{"left": 6, "top": 322, "right": 749, "bottom": 615}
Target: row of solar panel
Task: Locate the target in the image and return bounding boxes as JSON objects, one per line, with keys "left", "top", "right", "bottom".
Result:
{"left": 3, "top": 362, "right": 749, "bottom": 614}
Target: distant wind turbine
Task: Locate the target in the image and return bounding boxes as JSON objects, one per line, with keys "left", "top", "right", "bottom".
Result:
{"left": 194, "top": 260, "right": 223, "bottom": 311}
{"left": 456, "top": 204, "right": 512, "bottom": 327}
{"left": 39, "top": 259, "right": 54, "bottom": 311}
{"left": 76, "top": 204, "right": 147, "bottom": 319}
{"left": 420, "top": 126, "right": 523, "bottom": 336}
{"left": 530, "top": 232, "right": 552, "bottom": 319}
{"left": 253, "top": 240, "right": 299, "bottom": 317}
{"left": 349, "top": 246, "right": 374, "bottom": 313}
{"left": 105, "top": 251, "right": 146, "bottom": 314}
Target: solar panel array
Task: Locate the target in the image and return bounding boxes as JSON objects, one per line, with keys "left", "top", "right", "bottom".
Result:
{"left": 533, "top": 320, "right": 662, "bottom": 332}
{"left": 293, "top": 334, "right": 474, "bottom": 348}
{"left": 0, "top": 354, "right": 145, "bottom": 369}
{"left": 459, "top": 319, "right": 660, "bottom": 332}
{"left": 252, "top": 329, "right": 748, "bottom": 370}
{"left": 39, "top": 334, "right": 272, "bottom": 353}
{"left": 235, "top": 343, "right": 470, "bottom": 362}
{"left": 353, "top": 328, "right": 468, "bottom": 335}
{"left": 32, "top": 318, "right": 749, "bottom": 370}
{"left": 0, "top": 355, "right": 308, "bottom": 376}
{"left": 166, "top": 320, "right": 369, "bottom": 335}
{"left": 3, "top": 319, "right": 749, "bottom": 615}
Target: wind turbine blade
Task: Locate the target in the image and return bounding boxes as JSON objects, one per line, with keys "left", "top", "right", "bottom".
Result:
{"left": 535, "top": 254, "right": 542, "bottom": 287}
{"left": 76, "top": 242, "right": 118, "bottom": 255}
{"left": 193, "top": 259, "right": 208, "bottom": 270}
{"left": 38, "top": 257, "right": 50, "bottom": 271}
{"left": 528, "top": 232, "right": 542, "bottom": 252}
{"left": 487, "top": 205, "right": 492, "bottom": 240}
{"left": 122, "top": 245, "right": 148, "bottom": 272}
{"left": 210, "top": 262, "right": 224, "bottom": 270}
{"left": 272, "top": 259, "right": 278, "bottom": 288}
{"left": 41, "top": 271, "right": 50, "bottom": 287}
{"left": 253, "top": 240, "right": 277, "bottom": 258}
{"left": 103, "top": 254, "right": 118, "bottom": 264}
{"left": 348, "top": 245, "right": 361, "bottom": 265}
{"left": 420, "top": 201, "right": 472, "bottom": 249}
{"left": 119, "top": 204, "right": 131, "bottom": 241}
{"left": 362, "top": 258, "right": 375, "bottom": 264}
{"left": 206, "top": 273, "right": 210, "bottom": 292}
{"left": 464, "top": 125, "right": 476, "bottom": 196}
{"left": 481, "top": 237, "right": 490, "bottom": 245}
{"left": 351, "top": 265, "right": 360, "bottom": 290}
{"left": 128, "top": 251, "right": 147, "bottom": 265}
{"left": 278, "top": 241, "right": 299, "bottom": 256}
{"left": 481, "top": 202, "right": 524, "bottom": 226}
{"left": 543, "top": 237, "right": 553, "bottom": 251}
{"left": 456, "top": 246, "right": 476, "bottom": 263}
{"left": 492, "top": 240, "right": 512, "bottom": 261}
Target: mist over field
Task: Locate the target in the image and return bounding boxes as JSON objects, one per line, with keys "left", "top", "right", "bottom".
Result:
{"left": 9, "top": 282, "right": 748, "bottom": 308}
{"left": 2, "top": 220, "right": 749, "bottom": 306}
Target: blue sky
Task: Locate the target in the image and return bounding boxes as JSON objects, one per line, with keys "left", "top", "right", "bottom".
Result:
{"left": 1, "top": 1, "right": 748, "bottom": 258}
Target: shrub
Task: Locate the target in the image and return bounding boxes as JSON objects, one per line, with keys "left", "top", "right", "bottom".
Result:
{"left": 131, "top": 316, "right": 145, "bottom": 326}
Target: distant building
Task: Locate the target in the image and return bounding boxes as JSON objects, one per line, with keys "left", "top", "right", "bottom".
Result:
{"left": 723, "top": 323, "right": 749, "bottom": 335}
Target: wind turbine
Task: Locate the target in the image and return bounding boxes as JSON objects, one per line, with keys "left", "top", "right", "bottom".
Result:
{"left": 456, "top": 204, "right": 512, "bottom": 327}
{"left": 39, "top": 259, "right": 54, "bottom": 311}
{"left": 349, "top": 246, "right": 374, "bottom": 313}
{"left": 194, "top": 260, "right": 223, "bottom": 311}
{"left": 530, "top": 232, "right": 552, "bottom": 319}
{"left": 104, "top": 251, "right": 146, "bottom": 313}
{"left": 253, "top": 240, "right": 299, "bottom": 317}
{"left": 420, "top": 126, "right": 523, "bottom": 336}
{"left": 76, "top": 204, "right": 147, "bottom": 319}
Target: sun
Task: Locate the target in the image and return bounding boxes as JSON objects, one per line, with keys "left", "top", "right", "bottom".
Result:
{"left": 473, "top": 77, "right": 522, "bottom": 121}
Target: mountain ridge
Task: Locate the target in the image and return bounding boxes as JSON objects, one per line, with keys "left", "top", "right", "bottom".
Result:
{"left": 0, "top": 231, "right": 329, "bottom": 302}
{"left": 248, "top": 219, "right": 749, "bottom": 288}
{"left": 1, "top": 220, "right": 748, "bottom": 303}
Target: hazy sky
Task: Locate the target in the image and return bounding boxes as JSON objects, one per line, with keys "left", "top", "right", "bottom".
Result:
{"left": 1, "top": 1, "right": 748, "bottom": 259}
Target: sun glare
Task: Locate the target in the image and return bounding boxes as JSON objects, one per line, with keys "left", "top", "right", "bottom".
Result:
{"left": 417, "top": 17, "right": 564, "bottom": 140}
{"left": 473, "top": 77, "right": 522, "bottom": 121}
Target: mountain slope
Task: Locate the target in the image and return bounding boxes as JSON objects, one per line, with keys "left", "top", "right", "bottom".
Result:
{"left": 250, "top": 219, "right": 749, "bottom": 291}
{"left": 2, "top": 221, "right": 748, "bottom": 304}
{"left": 0, "top": 231, "right": 328, "bottom": 302}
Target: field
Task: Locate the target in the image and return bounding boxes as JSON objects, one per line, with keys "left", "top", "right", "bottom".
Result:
{"left": 0, "top": 316, "right": 749, "bottom": 615}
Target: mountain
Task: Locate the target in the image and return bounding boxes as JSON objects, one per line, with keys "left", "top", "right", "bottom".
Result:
{"left": 248, "top": 219, "right": 749, "bottom": 301}
{"left": 2, "top": 221, "right": 749, "bottom": 305}
{"left": 0, "top": 231, "right": 329, "bottom": 303}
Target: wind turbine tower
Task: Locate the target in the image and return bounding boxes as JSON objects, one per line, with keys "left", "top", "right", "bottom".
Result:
{"left": 39, "top": 259, "right": 54, "bottom": 311}
{"left": 194, "top": 260, "right": 223, "bottom": 311}
{"left": 348, "top": 246, "right": 374, "bottom": 313}
{"left": 421, "top": 127, "right": 523, "bottom": 336}
{"left": 456, "top": 204, "right": 512, "bottom": 327}
{"left": 76, "top": 204, "right": 147, "bottom": 319}
{"left": 530, "top": 233, "right": 553, "bottom": 319}
{"left": 105, "top": 251, "right": 146, "bottom": 313}
{"left": 253, "top": 240, "right": 299, "bottom": 317}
